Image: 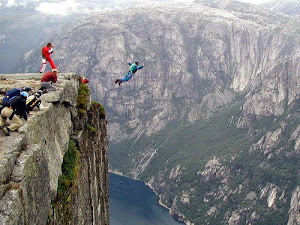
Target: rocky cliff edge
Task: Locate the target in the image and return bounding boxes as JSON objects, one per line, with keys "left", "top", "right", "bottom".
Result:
{"left": 0, "top": 73, "right": 109, "bottom": 225}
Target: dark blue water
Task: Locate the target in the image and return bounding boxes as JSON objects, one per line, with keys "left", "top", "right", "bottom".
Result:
{"left": 109, "top": 173, "right": 183, "bottom": 225}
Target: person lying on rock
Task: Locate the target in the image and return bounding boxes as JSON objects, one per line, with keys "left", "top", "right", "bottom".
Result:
{"left": 0, "top": 91, "right": 30, "bottom": 136}
{"left": 115, "top": 61, "right": 144, "bottom": 86}
{"left": 40, "top": 68, "right": 58, "bottom": 92}
{"left": 26, "top": 90, "right": 42, "bottom": 112}
{"left": 2, "top": 86, "right": 32, "bottom": 107}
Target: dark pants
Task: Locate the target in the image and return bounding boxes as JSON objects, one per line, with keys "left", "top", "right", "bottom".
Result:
{"left": 40, "top": 82, "right": 56, "bottom": 92}
{"left": 120, "top": 71, "right": 134, "bottom": 82}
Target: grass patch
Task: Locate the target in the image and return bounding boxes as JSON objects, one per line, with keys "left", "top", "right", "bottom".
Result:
{"left": 57, "top": 140, "right": 79, "bottom": 195}
{"left": 86, "top": 124, "right": 96, "bottom": 133}
{"left": 77, "top": 84, "right": 89, "bottom": 117}
{"left": 52, "top": 140, "right": 80, "bottom": 224}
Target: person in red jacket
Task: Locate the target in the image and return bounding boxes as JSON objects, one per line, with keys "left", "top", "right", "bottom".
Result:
{"left": 40, "top": 69, "right": 58, "bottom": 92}
{"left": 41, "top": 69, "right": 58, "bottom": 83}
{"left": 80, "top": 76, "right": 89, "bottom": 84}
{"left": 39, "top": 42, "right": 57, "bottom": 73}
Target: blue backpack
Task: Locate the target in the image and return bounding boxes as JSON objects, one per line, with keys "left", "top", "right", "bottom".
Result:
{"left": 2, "top": 88, "right": 21, "bottom": 107}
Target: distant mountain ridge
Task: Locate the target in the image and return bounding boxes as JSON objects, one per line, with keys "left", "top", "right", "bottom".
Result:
{"left": 262, "top": 0, "right": 300, "bottom": 15}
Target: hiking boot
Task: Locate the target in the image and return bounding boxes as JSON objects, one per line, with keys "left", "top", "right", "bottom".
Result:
{"left": 2, "top": 127, "right": 10, "bottom": 136}
{"left": 118, "top": 80, "right": 122, "bottom": 86}
{"left": 115, "top": 79, "right": 119, "bottom": 84}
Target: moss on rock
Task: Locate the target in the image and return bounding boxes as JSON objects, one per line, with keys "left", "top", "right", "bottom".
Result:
{"left": 77, "top": 84, "right": 89, "bottom": 117}
{"left": 57, "top": 140, "right": 79, "bottom": 195}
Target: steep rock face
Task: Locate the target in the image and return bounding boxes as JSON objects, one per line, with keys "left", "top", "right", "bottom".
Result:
{"left": 23, "top": 2, "right": 300, "bottom": 136}
{"left": 73, "top": 106, "right": 109, "bottom": 225}
{"left": 50, "top": 103, "right": 109, "bottom": 225}
{"left": 20, "top": 2, "right": 300, "bottom": 224}
{"left": 0, "top": 74, "right": 109, "bottom": 225}
{"left": 288, "top": 186, "right": 300, "bottom": 225}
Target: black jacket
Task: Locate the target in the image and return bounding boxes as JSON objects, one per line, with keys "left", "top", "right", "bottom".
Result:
{"left": 10, "top": 96, "right": 28, "bottom": 121}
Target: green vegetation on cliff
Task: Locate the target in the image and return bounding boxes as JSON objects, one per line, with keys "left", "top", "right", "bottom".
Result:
{"left": 92, "top": 101, "right": 106, "bottom": 119}
{"left": 110, "top": 101, "right": 252, "bottom": 217}
{"left": 109, "top": 100, "right": 300, "bottom": 224}
{"left": 57, "top": 140, "right": 79, "bottom": 195}
{"left": 77, "top": 84, "right": 89, "bottom": 116}
{"left": 110, "top": 101, "right": 249, "bottom": 172}
{"left": 52, "top": 140, "right": 80, "bottom": 224}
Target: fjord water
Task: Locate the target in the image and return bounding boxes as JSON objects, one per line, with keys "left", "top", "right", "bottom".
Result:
{"left": 109, "top": 173, "right": 183, "bottom": 225}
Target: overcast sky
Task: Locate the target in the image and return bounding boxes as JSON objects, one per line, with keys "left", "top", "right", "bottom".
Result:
{"left": 1, "top": 0, "right": 273, "bottom": 15}
{"left": 239, "top": 0, "right": 271, "bottom": 4}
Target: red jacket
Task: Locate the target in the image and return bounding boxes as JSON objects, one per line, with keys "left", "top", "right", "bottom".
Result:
{"left": 80, "top": 77, "right": 89, "bottom": 84}
{"left": 42, "top": 46, "right": 53, "bottom": 59}
{"left": 41, "top": 71, "right": 57, "bottom": 83}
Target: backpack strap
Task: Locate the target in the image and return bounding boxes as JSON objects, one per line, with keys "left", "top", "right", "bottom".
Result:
{"left": 9, "top": 111, "right": 15, "bottom": 120}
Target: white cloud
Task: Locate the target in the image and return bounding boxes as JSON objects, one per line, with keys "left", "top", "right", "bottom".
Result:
{"left": 173, "top": 0, "right": 193, "bottom": 2}
{"left": 238, "top": 0, "right": 272, "bottom": 5}
{"left": 34, "top": 0, "right": 146, "bottom": 15}
{"left": 36, "top": 0, "right": 84, "bottom": 15}
{"left": 1, "top": 0, "right": 273, "bottom": 12}
{"left": 1, "top": 0, "right": 43, "bottom": 8}
{"left": 7, "top": 0, "right": 17, "bottom": 7}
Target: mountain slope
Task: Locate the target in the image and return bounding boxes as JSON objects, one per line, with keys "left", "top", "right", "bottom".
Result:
{"left": 0, "top": 13, "right": 76, "bottom": 73}
{"left": 20, "top": 2, "right": 300, "bottom": 224}
{"left": 262, "top": 0, "right": 300, "bottom": 15}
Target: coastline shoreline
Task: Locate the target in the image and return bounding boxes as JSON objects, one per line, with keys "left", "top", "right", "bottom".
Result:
{"left": 109, "top": 170, "right": 192, "bottom": 225}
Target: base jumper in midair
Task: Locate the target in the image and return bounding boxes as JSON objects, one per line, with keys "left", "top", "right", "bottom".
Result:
{"left": 115, "top": 61, "right": 144, "bottom": 86}
{"left": 39, "top": 42, "right": 57, "bottom": 73}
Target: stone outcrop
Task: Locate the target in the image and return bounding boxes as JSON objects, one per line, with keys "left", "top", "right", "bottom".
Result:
{"left": 288, "top": 186, "right": 300, "bottom": 225}
{"left": 0, "top": 73, "right": 109, "bottom": 225}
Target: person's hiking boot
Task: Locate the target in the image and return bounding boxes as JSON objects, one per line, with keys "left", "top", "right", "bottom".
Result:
{"left": 118, "top": 80, "right": 122, "bottom": 86}
{"left": 115, "top": 79, "right": 119, "bottom": 84}
{"left": 2, "top": 127, "right": 10, "bottom": 136}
